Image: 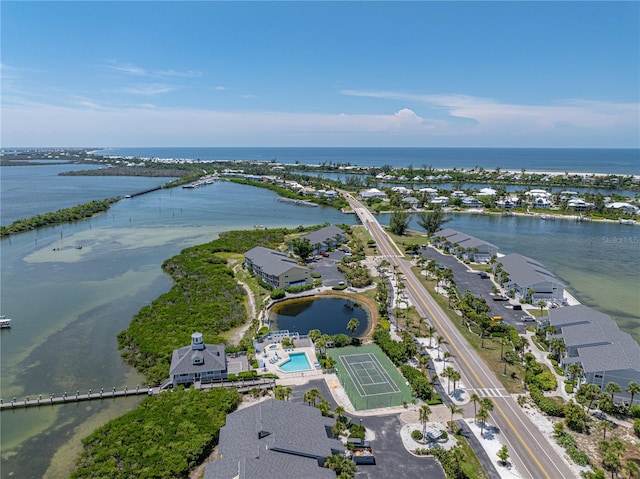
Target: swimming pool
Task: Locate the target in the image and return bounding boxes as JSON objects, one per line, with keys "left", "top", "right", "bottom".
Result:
{"left": 278, "top": 352, "right": 312, "bottom": 373}
{"left": 268, "top": 344, "right": 278, "bottom": 350}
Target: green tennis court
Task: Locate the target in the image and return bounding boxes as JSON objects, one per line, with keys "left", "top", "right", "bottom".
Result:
{"left": 327, "top": 344, "right": 414, "bottom": 411}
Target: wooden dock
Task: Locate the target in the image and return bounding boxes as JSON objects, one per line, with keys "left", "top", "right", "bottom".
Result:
{"left": 0, "top": 378, "right": 275, "bottom": 410}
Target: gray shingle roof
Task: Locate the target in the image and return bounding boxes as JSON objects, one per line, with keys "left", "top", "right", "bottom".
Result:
{"left": 245, "top": 246, "right": 308, "bottom": 276}
{"left": 435, "top": 228, "right": 497, "bottom": 251}
{"left": 549, "top": 305, "right": 640, "bottom": 374}
{"left": 498, "top": 253, "right": 563, "bottom": 288}
{"left": 169, "top": 343, "right": 226, "bottom": 377}
{"left": 301, "top": 225, "right": 345, "bottom": 246}
{"left": 205, "top": 399, "right": 343, "bottom": 479}
{"left": 577, "top": 333, "right": 640, "bottom": 373}
{"left": 548, "top": 305, "right": 611, "bottom": 330}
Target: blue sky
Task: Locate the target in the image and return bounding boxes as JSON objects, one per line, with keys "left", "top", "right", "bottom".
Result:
{"left": 2, "top": 1, "right": 639, "bottom": 147}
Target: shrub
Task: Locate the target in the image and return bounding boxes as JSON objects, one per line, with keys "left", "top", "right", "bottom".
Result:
{"left": 628, "top": 405, "right": 640, "bottom": 419}
{"left": 532, "top": 371, "right": 558, "bottom": 391}
{"left": 411, "top": 430, "right": 423, "bottom": 441}
{"left": 270, "top": 289, "right": 286, "bottom": 299}
{"left": 311, "top": 272, "right": 322, "bottom": 278}
{"left": 634, "top": 419, "right": 640, "bottom": 438}
{"left": 529, "top": 385, "right": 565, "bottom": 417}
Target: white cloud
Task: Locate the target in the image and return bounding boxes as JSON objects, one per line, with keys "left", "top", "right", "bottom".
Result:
{"left": 117, "top": 84, "right": 177, "bottom": 95}
{"left": 342, "top": 89, "right": 639, "bottom": 138}
{"left": 2, "top": 91, "right": 638, "bottom": 147}
{"left": 105, "top": 61, "right": 202, "bottom": 79}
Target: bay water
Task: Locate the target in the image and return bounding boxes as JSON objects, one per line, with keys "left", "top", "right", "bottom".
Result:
{"left": 1, "top": 150, "right": 639, "bottom": 478}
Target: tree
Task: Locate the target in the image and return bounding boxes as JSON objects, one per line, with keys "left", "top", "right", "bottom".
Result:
{"left": 441, "top": 366, "right": 453, "bottom": 393}
{"left": 480, "top": 397, "right": 494, "bottom": 414}
{"left": 290, "top": 237, "right": 313, "bottom": 261}
{"left": 449, "top": 404, "right": 462, "bottom": 428}
{"left": 389, "top": 210, "right": 411, "bottom": 236}
{"left": 470, "top": 393, "right": 481, "bottom": 421}
{"left": 436, "top": 335, "right": 448, "bottom": 361}
{"left": 324, "top": 454, "right": 357, "bottom": 478}
{"left": 334, "top": 406, "right": 345, "bottom": 423}
{"left": 599, "top": 419, "right": 613, "bottom": 440}
{"left": 477, "top": 407, "right": 489, "bottom": 435}
{"left": 626, "top": 381, "right": 640, "bottom": 408}
{"left": 450, "top": 370, "right": 462, "bottom": 392}
{"left": 419, "top": 404, "right": 432, "bottom": 443}
{"left": 415, "top": 207, "right": 451, "bottom": 236}
{"left": 565, "top": 401, "right": 589, "bottom": 433}
{"left": 346, "top": 318, "right": 359, "bottom": 338}
{"left": 426, "top": 325, "right": 437, "bottom": 348}
{"left": 568, "top": 363, "right": 583, "bottom": 386}
{"left": 605, "top": 382, "right": 622, "bottom": 405}
{"left": 497, "top": 445, "right": 509, "bottom": 466}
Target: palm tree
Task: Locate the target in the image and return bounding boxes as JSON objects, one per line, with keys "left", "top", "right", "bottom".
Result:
{"left": 334, "top": 405, "right": 345, "bottom": 423}
{"left": 436, "top": 335, "right": 448, "bottom": 360}
{"left": 426, "top": 325, "right": 437, "bottom": 348}
{"left": 346, "top": 318, "right": 359, "bottom": 338}
{"left": 568, "top": 363, "right": 583, "bottom": 386}
{"left": 442, "top": 366, "right": 455, "bottom": 393}
{"left": 324, "top": 454, "right": 357, "bottom": 477}
{"left": 470, "top": 393, "right": 481, "bottom": 421}
{"left": 582, "top": 383, "right": 601, "bottom": 413}
{"left": 419, "top": 404, "right": 432, "bottom": 443}
{"left": 600, "top": 419, "right": 613, "bottom": 440}
{"left": 477, "top": 407, "right": 489, "bottom": 435}
{"left": 449, "top": 404, "right": 462, "bottom": 429}
{"left": 450, "top": 370, "right": 462, "bottom": 392}
{"left": 625, "top": 381, "right": 640, "bottom": 407}
{"left": 604, "top": 382, "right": 622, "bottom": 405}
{"left": 480, "top": 397, "right": 494, "bottom": 413}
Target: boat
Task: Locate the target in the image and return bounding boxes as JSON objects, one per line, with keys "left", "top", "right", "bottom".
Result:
{"left": 0, "top": 315, "right": 12, "bottom": 328}
{"left": 619, "top": 218, "right": 636, "bottom": 225}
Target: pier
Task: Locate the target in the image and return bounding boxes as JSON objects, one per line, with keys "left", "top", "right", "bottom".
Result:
{"left": 0, "top": 378, "right": 275, "bottom": 410}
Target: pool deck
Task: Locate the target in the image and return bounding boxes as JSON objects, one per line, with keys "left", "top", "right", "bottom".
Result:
{"left": 260, "top": 343, "right": 321, "bottom": 378}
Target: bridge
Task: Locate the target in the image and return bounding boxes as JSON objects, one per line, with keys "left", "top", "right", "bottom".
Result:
{"left": 0, "top": 378, "right": 276, "bottom": 410}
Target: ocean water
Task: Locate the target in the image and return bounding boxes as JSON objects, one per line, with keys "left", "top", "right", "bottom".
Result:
{"left": 98, "top": 147, "right": 640, "bottom": 175}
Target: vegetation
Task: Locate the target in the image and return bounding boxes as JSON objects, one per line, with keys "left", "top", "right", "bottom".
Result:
{"left": 1, "top": 198, "right": 119, "bottom": 237}
{"left": 415, "top": 207, "right": 452, "bottom": 236}
{"left": 388, "top": 209, "right": 412, "bottom": 235}
{"left": 118, "top": 228, "right": 290, "bottom": 384}
{"left": 71, "top": 387, "right": 240, "bottom": 479}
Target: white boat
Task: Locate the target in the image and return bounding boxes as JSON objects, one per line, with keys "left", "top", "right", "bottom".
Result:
{"left": 619, "top": 218, "right": 636, "bottom": 225}
{"left": 0, "top": 315, "right": 12, "bottom": 328}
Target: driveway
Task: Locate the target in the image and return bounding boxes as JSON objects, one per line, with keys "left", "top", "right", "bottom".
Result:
{"left": 419, "top": 247, "right": 529, "bottom": 332}
{"left": 289, "top": 379, "right": 445, "bottom": 479}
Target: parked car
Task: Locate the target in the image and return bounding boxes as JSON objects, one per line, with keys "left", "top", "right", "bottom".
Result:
{"left": 521, "top": 315, "right": 536, "bottom": 322}
{"left": 478, "top": 272, "right": 489, "bottom": 279}
{"left": 320, "top": 252, "right": 329, "bottom": 257}
{"left": 491, "top": 315, "right": 504, "bottom": 323}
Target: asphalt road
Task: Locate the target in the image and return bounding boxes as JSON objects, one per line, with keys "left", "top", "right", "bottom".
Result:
{"left": 344, "top": 193, "right": 576, "bottom": 479}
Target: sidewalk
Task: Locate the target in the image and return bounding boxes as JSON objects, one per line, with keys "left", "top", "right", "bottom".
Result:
{"left": 523, "top": 330, "right": 572, "bottom": 401}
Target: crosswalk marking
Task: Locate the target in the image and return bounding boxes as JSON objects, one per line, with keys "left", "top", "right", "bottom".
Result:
{"left": 468, "top": 388, "right": 509, "bottom": 398}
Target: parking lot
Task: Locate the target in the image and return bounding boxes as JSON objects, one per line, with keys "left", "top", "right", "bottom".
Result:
{"left": 306, "top": 250, "right": 349, "bottom": 287}
{"left": 419, "top": 247, "right": 534, "bottom": 332}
